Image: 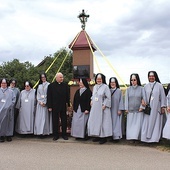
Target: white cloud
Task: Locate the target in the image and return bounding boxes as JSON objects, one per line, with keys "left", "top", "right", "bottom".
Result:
{"left": 0, "top": 0, "right": 170, "bottom": 84}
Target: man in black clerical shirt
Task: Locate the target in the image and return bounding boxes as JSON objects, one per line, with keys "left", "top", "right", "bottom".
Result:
{"left": 47, "top": 72, "right": 70, "bottom": 140}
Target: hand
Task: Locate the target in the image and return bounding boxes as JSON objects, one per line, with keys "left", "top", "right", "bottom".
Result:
{"left": 84, "top": 110, "right": 89, "bottom": 114}
{"left": 142, "top": 99, "right": 146, "bottom": 107}
{"left": 48, "top": 108, "right": 52, "bottom": 112}
{"left": 161, "top": 107, "right": 165, "bottom": 114}
{"left": 102, "top": 105, "right": 106, "bottom": 110}
{"left": 67, "top": 107, "right": 72, "bottom": 112}
{"left": 118, "top": 111, "right": 122, "bottom": 115}
{"left": 139, "top": 108, "right": 143, "bottom": 112}
{"left": 125, "top": 110, "right": 128, "bottom": 114}
{"left": 40, "top": 102, "right": 45, "bottom": 107}
{"left": 90, "top": 101, "right": 93, "bottom": 106}
{"left": 167, "top": 107, "right": 170, "bottom": 113}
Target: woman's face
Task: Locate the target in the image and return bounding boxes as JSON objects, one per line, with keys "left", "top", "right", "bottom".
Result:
{"left": 149, "top": 75, "right": 155, "bottom": 82}
{"left": 10, "top": 81, "right": 16, "bottom": 88}
{"left": 110, "top": 82, "right": 116, "bottom": 88}
{"left": 96, "top": 77, "right": 102, "bottom": 85}
{"left": 131, "top": 77, "right": 137, "bottom": 86}
{"left": 1, "top": 81, "right": 7, "bottom": 89}
{"left": 41, "top": 76, "right": 46, "bottom": 82}
{"left": 25, "top": 85, "right": 31, "bottom": 91}
{"left": 79, "top": 80, "right": 85, "bottom": 88}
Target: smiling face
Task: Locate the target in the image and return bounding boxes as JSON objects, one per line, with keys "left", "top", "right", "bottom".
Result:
{"left": 110, "top": 78, "right": 116, "bottom": 88}
{"left": 110, "top": 82, "right": 116, "bottom": 88}
{"left": 41, "top": 75, "right": 46, "bottom": 83}
{"left": 25, "top": 82, "right": 31, "bottom": 91}
{"left": 25, "top": 85, "right": 31, "bottom": 91}
{"left": 96, "top": 77, "right": 102, "bottom": 85}
{"left": 10, "top": 81, "right": 16, "bottom": 88}
{"left": 56, "top": 73, "right": 64, "bottom": 83}
{"left": 1, "top": 80, "right": 7, "bottom": 89}
{"left": 148, "top": 72, "right": 155, "bottom": 82}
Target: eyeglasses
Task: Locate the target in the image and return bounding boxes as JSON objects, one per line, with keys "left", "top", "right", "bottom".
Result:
{"left": 131, "top": 79, "right": 136, "bottom": 81}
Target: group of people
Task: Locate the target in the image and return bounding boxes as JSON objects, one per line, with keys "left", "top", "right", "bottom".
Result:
{"left": 71, "top": 71, "right": 170, "bottom": 144}
{"left": 0, "top": 71, "right": 170, "bottom": 145}
{"left": 0, "top": 72, "right": 72, "bottom": 142}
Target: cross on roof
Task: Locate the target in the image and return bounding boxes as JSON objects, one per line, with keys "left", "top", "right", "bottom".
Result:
{"left": 78, "top": 9, "right": 90, "bottom": 30}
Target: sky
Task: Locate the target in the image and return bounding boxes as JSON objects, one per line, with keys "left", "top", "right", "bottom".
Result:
{"left": 0, "top": 0, "right": 170, "bottom": 84}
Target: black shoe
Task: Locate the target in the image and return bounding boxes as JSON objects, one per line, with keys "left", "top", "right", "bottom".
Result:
{"left": 20, "top": 134, "right": 26, "bottom": 138}
{"left": 75, "top": 138, "right": 81, "bottom": 140}
{"left": 109, "top": 138, "right": 114, "bottom": 142}
{"left": 0, "top": 136, "right": 5, "bottom": 142}
{"left": 38, "top": 135, "right": 47, "bottom": 139}
{"left": 99, "top": 138, "right": 107, "bottom": 144}
{"left": 62, "top": 135, "right": 68, "bottom": 140}
{"left": 53, "top": 136, "right": 59, "bottom": 141}
{"left": 129, "top": 140, "right": 135, "bottom": 144}
{"left": 6, "top": 136, "right": 12, "bottom": 142}
{"left": 112, "top": 139, "right": 120, "bottom": 143}
{"left": 92, "top": 137, "right": 100, "bottom": 142}
{"left": 84, "top": 136, "right": 90, "bottom": 141}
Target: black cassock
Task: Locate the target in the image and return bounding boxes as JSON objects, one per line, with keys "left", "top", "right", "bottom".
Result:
{"left": 47, "top": 81, "right": 70, "bottom": 137}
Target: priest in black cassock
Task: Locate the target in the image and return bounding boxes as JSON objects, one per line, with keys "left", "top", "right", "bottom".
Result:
{"left": 47, "top": 72, "right": 70, "bottom": 141}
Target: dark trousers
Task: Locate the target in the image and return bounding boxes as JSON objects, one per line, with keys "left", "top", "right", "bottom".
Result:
{"left": 52, "top": 110, "right": 67, "bottom": 137}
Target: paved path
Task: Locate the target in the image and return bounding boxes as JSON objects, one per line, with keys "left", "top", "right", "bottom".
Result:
{"left": 0, "top": 136, "right": 170, "bottom": 170}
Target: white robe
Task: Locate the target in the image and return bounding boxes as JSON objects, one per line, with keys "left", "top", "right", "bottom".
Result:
{"left": 8, "top": 87, "right": 20, "bottom": 132}
{"left": 8, "top": 87, "right": 20, "bottom": 105}
{"left": 15, "top": 89, "right": 36, "bottom": 134}
{"left": 141, "top": 82, "right": 166, "bottom": 143}
{"left": 71, "top": 106, "right": 89, "bottom": 138}
{"left": 88, "top": 84, "right": 112, "bottom": 138}
{"left": 163, "top": 113, "right": 170, "bottom": 139}
{"left": 34, "top": 82, "right": 52, "bottom": 135}
{"left": 110, "top": 88, "right": 124, "bottom": 140}
{"left": 125, "top": 86, "right": 144, "bottom": 140}
{"left": 162, "top": 91, "right": 170, "bottom": 139}
{"left": 0, "top": 88, "right": 16, "bottom": 136}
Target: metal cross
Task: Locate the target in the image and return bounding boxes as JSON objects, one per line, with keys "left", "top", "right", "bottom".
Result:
{"left": 78, "top": 9, "right": 90, "bottom": 30}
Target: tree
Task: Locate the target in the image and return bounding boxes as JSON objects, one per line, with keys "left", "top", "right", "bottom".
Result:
{"left": 0, "top": 48, "right": 73, "bottom": 90}
{"left": 0, "top": 59, "right": 38, "bottom": 90}
{"left": 36, "top": 48, "right": 73, "bottom": 84}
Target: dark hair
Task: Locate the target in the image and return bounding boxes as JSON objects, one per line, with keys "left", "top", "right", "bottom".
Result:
{"left": 0, "top": 78, "right": 9, "bottom": 86}
{"left": 130, "top": 73, "right": 142, "bottom": 86}
{"left": 24, "top": 81, "right": 33, "bottom": 89}
{"left": 95, "top": 73, "right": 106, "bottom": 84}
{"left": 79, "top": 78, "right": 89, "bottom": 89}
{"left": 9, "top": 78, "right": 17, "bottom": 86}
{"left": 34, "top": 73, "right": 47, "bottom": 95}
{"left": 148, "top": 71, "right": 161, "bottom": 83}
{"left": 167, "top": 83, "right": 170, "bottom": 95}
{"left": 148, "top": 71, "right": 167, "bottom": 95}
{"left": 109, "top": 77, "right": 120, "bottom": 89}
{"left": 39, "top": 73, "right": 47, "bottom": 85}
